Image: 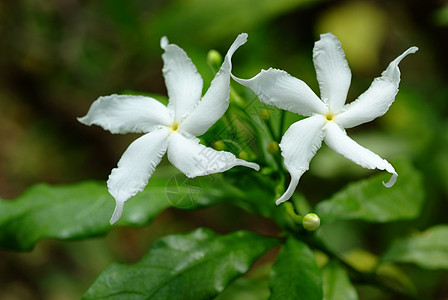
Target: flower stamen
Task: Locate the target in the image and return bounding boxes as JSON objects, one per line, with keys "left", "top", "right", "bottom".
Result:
{"left": 170, "top": 122, "right": 179, "bottom": 132}
{"left": 325, "top": 112, "right": 335, "bottom": 121}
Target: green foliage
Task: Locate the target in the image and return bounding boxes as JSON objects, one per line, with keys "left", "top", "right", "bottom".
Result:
{"left": 215, "top": 268, "right": 271, "bottom": 300}
{"left": 269, "top": 238, "right": 322, "bottom": 300}
{"left": 221, "top": 168, "right": 292, "bottom": 229}
{"left": 1, "top": 1, "right": 446, "bottom": 299}
{"left": 0, "top": 168, "right": 241, "bottom": 251}
{"left": 0, "top": 181, "right": 119, "bottom": 251}
{"left": 381, "top": 225, "right": 448, "bottom": 270}
{"left": 322, "top": 260, "right": 358, "bottom": 300}
{"left": 315, "top": 159, "right": 424, "bottom": 223}
{"left": 83, "top": 228, "right": 279, "bottom": 300}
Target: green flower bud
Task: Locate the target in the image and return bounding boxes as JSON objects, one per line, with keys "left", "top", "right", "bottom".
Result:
{"left": 238, "top": 151, "right": 249, "bottom": 161}
{"left": 207, "top": 50, "right": 223, "bottom": 71}
{"left": 302, "top": 213, "right": 320, "bottom": 231}
{"left": 213, "top": 140, "right": 225, "bottom": 150}
{"left": 259, "top": 108, "right": 271, "bottom": 120}
{"left": 267, "top": 141, "right": 279, "bottom": 155}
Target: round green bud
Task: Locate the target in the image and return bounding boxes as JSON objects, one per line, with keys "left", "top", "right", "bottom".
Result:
{"left": 207, "top": 50, "right": 223, "bottom": 70}
{"left": 259, "top": 109, "right": 271, "bottom": 120}
{"left": 238, "top": 151, "right": 249, "bottom": 161}
{"left": 302, "top": 213, "right": 320, "bottom": 231}
{"left": 213, "top": 140, "right": 225, "bottom": 151}
{"left": 266, "top": 141, "right": 279, "bottom": 155}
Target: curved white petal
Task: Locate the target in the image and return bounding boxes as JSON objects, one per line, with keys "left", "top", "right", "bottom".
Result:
{"left": 167, "top": 132, "right": 259, "bottom": 178}
{"left": 161, "top": 37, "right": 203, "bottom": 122}
{"left": 324, "top": 121, "right": 397, "bottom": 187}
{"left": 232, "top": 68, "right": 327, "bottom": 116}
{"left": 336, "top": 46, "right": 418, "bottom": 128}
{"left": 275, "top": 175, "right": 301, "bottom": 205}
{"left": 277, "top": 115, "right": 326, "bottom": 204}
{"left": 108, "top": 128, "right": 170, "bottom": 224}
{"left": 313, "top": 33, "right": 352, "bottom": 113}
{"left": 180, "top": 33, "right": 248, "bottom": 136}
{"left": 78, "top": 94, "right": 172, "bottom": 134}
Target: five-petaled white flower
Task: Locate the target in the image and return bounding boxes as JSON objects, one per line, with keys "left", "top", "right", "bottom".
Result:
{"left": 79, "top": 33, "right": 259, "bottom": 224}
{"left": 233, "top": 33, "right": 417, "bottom": 205}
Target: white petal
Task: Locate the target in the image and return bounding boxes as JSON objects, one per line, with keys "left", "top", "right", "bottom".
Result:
{"left": 167, "top": 131, "right": 259, "bottom": 178}
{"left": 161, "top": 37, "right": 203, "bottom": 122}
{"left": 336, "top": 46, "right": 418, "bottom": 128}
{"left": 313, "top": 33, "right": 352, "bottom": 113}
{"left": 78, "top": 95, "right": 172, "bottom": 134}
{"left": 108, "top": 128, "right": 170, "bottom": 224}
{"left": 276, "top": 115, "right": 326, "bottom": 204}
{"left": 232, "top": 68, "right": 327, "bottom": 116}
{"left": 180, "top": 33, "right": 248, "bottom": 136}
{"left": 324, "top": 121, "right": 397, "bottom": 186}
{"left": 276, "top": 175, "right": 302, "bottom": 205}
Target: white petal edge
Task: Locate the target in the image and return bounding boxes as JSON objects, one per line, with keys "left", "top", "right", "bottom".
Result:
{"left": 277, "top": 115, "right": 326, "bottom": 204}
{"left": 276, "top": 175, "right": 301, "bottom": 205}
{"left": 78, "top": 94, "right": 172, "bottom": 134}
{"left": 336, "top": 46, "right": 418, "bottom": 128}
{"left": 167, "top": 131, "right": 259, "bottom": 178}
{"left": 232, "top": 68, "right": 327, "bottom": 116}
{"left": 161, "top": 36, "right": 203, "bottom": 122}
{"left": 180, "top": 33, "right": 248, "bottom": 136}
{"left": 313, "top": 33, "right": 352, "bottom": 113}
{"left": 108, "top": 127, "right": 170, "bottom": 224}
{"left": 324, "top": 121, "right": 397, "bottom": 187}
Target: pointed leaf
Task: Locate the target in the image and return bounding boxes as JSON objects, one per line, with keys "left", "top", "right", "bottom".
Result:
{"left": 269, "top": 238, "right": 322, "bottom": 300}
{"left": 381, "top": 225, "right": 448, "bottom": 270}
{"left": 83, "top": 228, "right": 280, "bottom": 300}
{"left": 0, "top": 169, "right": 240, "bottom": 251}
{"left": 315, "top": 159, "right": 424, "bottom": 223}
{"left": 322, "top": 260, "right": 358, "bottom": 300}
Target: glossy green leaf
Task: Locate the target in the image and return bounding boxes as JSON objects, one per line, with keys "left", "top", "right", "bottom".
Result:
{"left": 322, "top": 260, "right": 358, "bottom": 300}
{"left": 315, "top": 159, "right": 424, "bottom": 223}
{"left": 0, "top": 168, "right": 240, "bottom": 251}
{"left": 381, "top": 225, "right": 448, "bottom": 269}
{"left": 83, "top": 228, "right": 279, "bottom": 300}
{"left": 215, "top": 268, "right": 271, "bottom": 300}
{"left": 269, "top": 238, "right": 322, "bottom": 300}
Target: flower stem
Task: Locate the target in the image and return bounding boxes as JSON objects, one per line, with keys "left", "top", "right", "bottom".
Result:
{"left": 278, "top": 110, "right": 286, "bottom": 143}
{"left": 263, "top": 118, "right": 278, "bottom": 142}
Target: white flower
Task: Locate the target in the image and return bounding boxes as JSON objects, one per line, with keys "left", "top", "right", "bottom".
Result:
{"left": 233, "top": 33, "right": 417, "bottom": 205}
{"left": 79, "top": 33, "right": 259, "bottom": 224}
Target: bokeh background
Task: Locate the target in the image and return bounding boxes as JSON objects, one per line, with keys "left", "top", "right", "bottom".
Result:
{"left": 0, "top": 0, "right": 447, "bottom": 299}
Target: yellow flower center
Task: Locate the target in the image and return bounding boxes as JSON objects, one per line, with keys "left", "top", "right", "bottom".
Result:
{"left": 170, "top": 122, "right": 179, "bottom": 132}
{"left": 325, "top": 112, "right": 335, "bottom": 121}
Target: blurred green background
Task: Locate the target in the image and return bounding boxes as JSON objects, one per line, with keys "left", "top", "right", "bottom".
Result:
{"left": 0, "top": 0, "right": 447, "bottom": 299}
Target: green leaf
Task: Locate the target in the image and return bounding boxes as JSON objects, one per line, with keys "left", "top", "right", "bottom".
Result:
{"left": 269, "top": 238, "right": 322, "bottom": 300}
{"left": 322, "top": 260, "right": 358, "bottom": 300}
{"left": 83, "top": 228, "right": 280, "bottom": 300}
{"left": 315, "top": 159, "right": 424, "bottom": 223}
{"left": 215, "top": 277, "right": 270, "bottom": 300}
{"left": 0, "top": 168, "right": 240, "bottom": 251}
{"left": 215, "top": 264, "right": 271, "bottom": 300}
{"left": 381, "top": 225, "right": 448, "bottom": 270}
{"left": 0, "top": 181, "right": 119, "bottom": 251}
